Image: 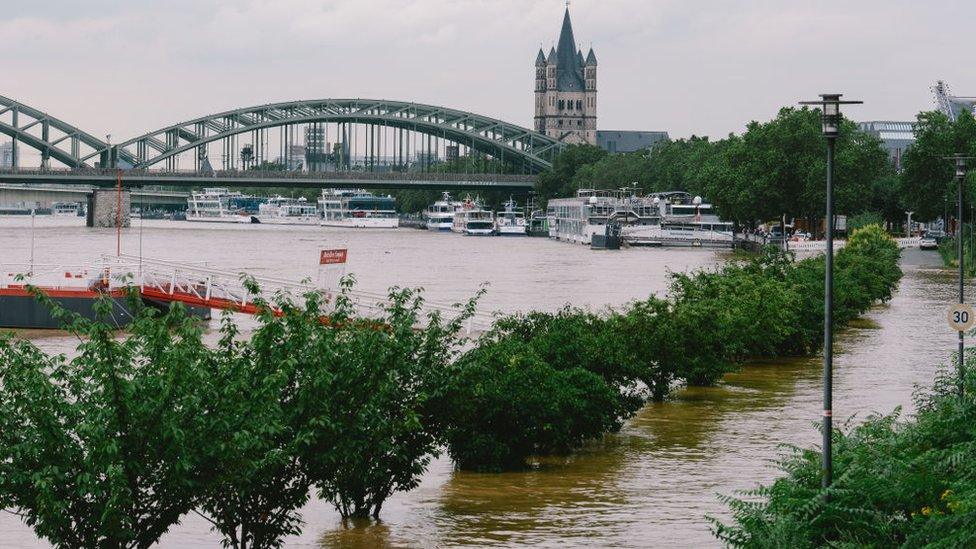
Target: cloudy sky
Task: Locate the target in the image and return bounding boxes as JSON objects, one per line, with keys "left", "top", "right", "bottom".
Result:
{"left": 3, "top": 0, "right": 974, "bottom": 143}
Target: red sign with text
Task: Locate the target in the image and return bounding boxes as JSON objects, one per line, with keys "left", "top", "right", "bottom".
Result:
{"left": 320, "top": 249, "right": 348, "bottom": 265}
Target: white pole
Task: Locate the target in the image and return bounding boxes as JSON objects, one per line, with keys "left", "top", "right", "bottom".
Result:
{"left": 29, "top": 208, "right": 35, "bottom": 276}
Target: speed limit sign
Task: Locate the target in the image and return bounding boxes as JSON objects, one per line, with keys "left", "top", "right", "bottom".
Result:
{"left": 947, "top": 303, "right": 976, "bottom": 332}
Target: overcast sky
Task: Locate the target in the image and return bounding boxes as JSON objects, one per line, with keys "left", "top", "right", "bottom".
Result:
{"left": 3, "top": 0, "right": 975, "bottom": 143}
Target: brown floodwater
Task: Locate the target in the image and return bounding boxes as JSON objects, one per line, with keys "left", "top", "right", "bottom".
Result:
{"left": 0, "top": 217, "right": 964, "bottom": 548}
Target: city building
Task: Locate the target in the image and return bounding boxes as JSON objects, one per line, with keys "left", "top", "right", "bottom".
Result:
{"left": 596, "top": 130, "right": 670, "bottom": 153}
{"left": 0, "top": 141, "right": 13, "bottom": 168}
{"left": 534, "top": 8, "right": 597, "bottom": 144}
{"left": 857, "top": 121, "right": 915, "bottom": 172}
{"left": 304, "top": 126, "right": 330, "bottom": 171}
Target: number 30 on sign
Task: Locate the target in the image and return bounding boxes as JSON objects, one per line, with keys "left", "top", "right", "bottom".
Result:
{"left": 947, "top": 303, "right": 976, "bottom": 332}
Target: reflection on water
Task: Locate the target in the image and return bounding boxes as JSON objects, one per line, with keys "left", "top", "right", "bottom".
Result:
{"left": 0, "top": 218, "right": 964, "bottom": 548}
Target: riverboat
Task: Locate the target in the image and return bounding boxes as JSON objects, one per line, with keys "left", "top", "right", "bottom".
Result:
{"left": 254, "top": 196, "right": 319, "bottom": 225}
{"left": 424, "top": 192, "right": 463, "bottom": 231}
{"left": 52, "top": 202, "right": 81, "bottom": 217}
{"left": 547, "top": 189, "right": 733, "bottom": 247}
{"left": 319, "top": 189, "right": 398, "bottom": 228}
{"left": 452, "top": 197, "right": 495, "bottom": 236}
{"left": 495, "top": 198, "right": 527, "bottom": 236}
{"left": 186, "top": 188, "right": 261, "bottom": 223}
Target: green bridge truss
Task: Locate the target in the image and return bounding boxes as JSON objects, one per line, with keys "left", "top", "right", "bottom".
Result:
{"left": 1, "top": 96, "right": 565, "bottom": 173}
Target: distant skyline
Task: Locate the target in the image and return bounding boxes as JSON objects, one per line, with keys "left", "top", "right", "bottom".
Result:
{"left": 3, "top": 0, "right": 975, "bottom": 148}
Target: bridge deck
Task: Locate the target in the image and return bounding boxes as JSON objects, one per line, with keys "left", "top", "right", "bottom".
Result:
{"left": 0, "top": 168, "right": 536, "bottom": 191}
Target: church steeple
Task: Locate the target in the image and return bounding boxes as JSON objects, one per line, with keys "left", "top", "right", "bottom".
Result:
{"left": 554, "top": 8, "right": 584, "bottom": 91}
{"left": 533, "top": 6, "right": 596, "bottom": 144}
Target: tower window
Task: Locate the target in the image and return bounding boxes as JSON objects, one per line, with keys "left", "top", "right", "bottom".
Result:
{"left": 576, "top": 100, "right": 582, "bottom": 110}
{"left": 558, "top": 99, "right": 565, "bottom": 110}
{"left": 567, "top": 101, "right": 573, "bottom": 111}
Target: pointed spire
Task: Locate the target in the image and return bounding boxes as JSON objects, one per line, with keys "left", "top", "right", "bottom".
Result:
{"left": 556, "top": 7, "right": 577, "bottom": 63}
{"left": 554, "top": 7, "right": 585, "bottom": 91}
{"left": 585, "top": 47, "right": 597, "bottom": 66}
{"left": 536, "top": 48, "right": 547, "bottom": 66}
{"left": 547, "top": 46, "right": 557, "bottom": 64}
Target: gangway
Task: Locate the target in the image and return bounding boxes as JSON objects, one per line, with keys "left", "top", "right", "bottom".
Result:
{"left": 105, "top": 254, "right": 493, "bottom": 334}
{"left": 2, "top": 255, "right": 493, "bottom": 335}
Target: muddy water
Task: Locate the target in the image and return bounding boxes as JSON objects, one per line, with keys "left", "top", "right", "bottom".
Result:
{"left": 0, "top": 217, "right": 962, "bottom": 548}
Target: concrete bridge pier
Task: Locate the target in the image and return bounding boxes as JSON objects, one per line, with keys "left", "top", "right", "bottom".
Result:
{"left": 87, "top": 189, "right": 130, "bottom": 228}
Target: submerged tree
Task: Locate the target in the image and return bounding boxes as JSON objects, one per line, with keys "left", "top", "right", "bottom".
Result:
{"left": 0, "top": 292, "right": 211, "bottom": 548}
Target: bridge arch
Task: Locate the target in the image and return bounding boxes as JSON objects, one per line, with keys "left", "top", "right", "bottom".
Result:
{"left": 89, "top": 99, "right": 565, "bottom": 173}
{"left": 0, "top": 95, "right": 109, "bottom": 168}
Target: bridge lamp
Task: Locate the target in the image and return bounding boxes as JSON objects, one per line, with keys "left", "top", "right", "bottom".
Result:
{"left": 798, "top": 93, "right": 862, "bottom": 496}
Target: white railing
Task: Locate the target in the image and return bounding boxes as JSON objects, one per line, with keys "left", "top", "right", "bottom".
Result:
{"left": 739, "top": 235, "right": 922, "bottom": 253}
{"left": 1, "top": 255, "right": 493, "bottom": 335}
{"left": 104, "top": 254, "right": 494, "bottom": 335}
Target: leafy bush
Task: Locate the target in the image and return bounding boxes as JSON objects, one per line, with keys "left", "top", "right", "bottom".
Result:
{"left": 431, "top": 337, "right": 620, "bottom": 471}
{"left": 711, "top": 363, "right": 976, "bottom": 548}
{"left": 432, "top": 308, "right": 642, "bottom": 471}
{"left": 436, "top": 226, "right": 902, "bottom": 472}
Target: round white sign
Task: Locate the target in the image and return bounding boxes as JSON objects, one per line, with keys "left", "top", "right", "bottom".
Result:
{"left": 947, "top": 303, "right": 976, "bottom": 332}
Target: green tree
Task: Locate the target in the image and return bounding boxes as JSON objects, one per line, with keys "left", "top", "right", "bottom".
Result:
{"left": 900, "top": 110, "right": 976, "bottom": 221}
{"left": 571, "top": 150, "right": 650, "bottom": 191}
{"left": 307, "top": 284, "right": 478, "bottom": 518}
{"left": 535, "top": 144, "right": 608, "bottom": 200}
{"left": 0, "top": 294, "right": 210, "bottom": 548}
{"left": 194, "top": 287, "right": 324, "bottom": 549}
{"left": 701, "top": 108, "right": 889, "bottom": 227}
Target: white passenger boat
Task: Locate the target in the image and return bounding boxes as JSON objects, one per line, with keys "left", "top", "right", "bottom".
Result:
{"left": 495, "top": 198, "right": 527, "bottom": 236}
{"left": 424, "top": 192, "right": 463, "bottom": 231}
{"left": 547, "top": 189, "right": 733, "bottom": 247}
{"left": 451, "top": 197, "right": 495, "bottom": 236}
{"left": 319, "top": 189, "right": 398, "bottom": 228}
{"left": 51, "top": 201, "right": 81, "bottom": 217}
{"left": 254, "top": 196, "right": 319, "bottom": 225}
{"left": 186, "top": 188, "right": 259, "bottom": 223}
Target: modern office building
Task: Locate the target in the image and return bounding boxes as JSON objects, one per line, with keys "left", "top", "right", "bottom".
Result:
{"left": 857, "top": 121, "right": 915, "bottom": 172}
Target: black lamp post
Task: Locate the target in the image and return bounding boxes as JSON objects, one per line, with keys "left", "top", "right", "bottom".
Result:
{"left": 799, "top": 93, "right": 862, "bottom": 493}
{"left": 943, "top": 154, "right": 973, "bottom": 398}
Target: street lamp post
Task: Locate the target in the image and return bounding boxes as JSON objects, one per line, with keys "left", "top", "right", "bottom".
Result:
{"left": 943, "top": 154, "right": 973, "bottom": 398}
{"left": 799, "top": 93, "right": 862, "bottom": 493}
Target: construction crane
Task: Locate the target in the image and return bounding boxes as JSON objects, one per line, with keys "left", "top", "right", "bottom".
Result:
{"left": 932, "top": 80, "right": 976, "bottom": 121}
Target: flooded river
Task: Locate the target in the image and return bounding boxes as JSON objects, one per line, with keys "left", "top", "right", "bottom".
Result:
{"left": 0, "top": 217, "right": 964, "bottom": 548}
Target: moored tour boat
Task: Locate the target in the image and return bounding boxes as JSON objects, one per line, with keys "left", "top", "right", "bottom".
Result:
{"left": 424, "top": 192, "right": 462, "bottom": 231}
{"left": 495, "top": 198, "right": 527, "bottom": 236}
{"left": 318, "top": 189, "right": 399, "bottom": 228}
{"left": 186, "top": 188, "right": 260, "bottom": 223}
{"left": 254, "top": 196, "right": 319, "bottom": 225}
{"left": 451, "top": 197, "right": 495, "bottom": 236}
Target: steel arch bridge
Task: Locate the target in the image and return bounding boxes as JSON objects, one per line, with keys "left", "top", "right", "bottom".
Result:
{"left": 2, "top": 96, "right": 565, "bottom": 173}
{"left": 103, "top": 99, "right": 564, "bottom": 172}
{"left": 0, "top": 95, "right": 110, "bottom": 168}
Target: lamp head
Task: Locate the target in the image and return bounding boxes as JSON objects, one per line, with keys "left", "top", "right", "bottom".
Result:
{"left": 799, "top": 93, "right": 862, "bottom": 138}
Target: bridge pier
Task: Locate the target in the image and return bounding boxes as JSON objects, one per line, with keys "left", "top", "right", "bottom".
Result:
{"left": 87, "top": 189, "right": 130, "bottom": 228}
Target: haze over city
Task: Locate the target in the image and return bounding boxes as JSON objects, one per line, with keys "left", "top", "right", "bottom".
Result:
{"left": 4, "top": 0, "right": 974, "bottom": 145}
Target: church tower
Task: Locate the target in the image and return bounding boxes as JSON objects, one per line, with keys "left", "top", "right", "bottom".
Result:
{"left": 534, "top": 8, "right": 597, "bottom": 144}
